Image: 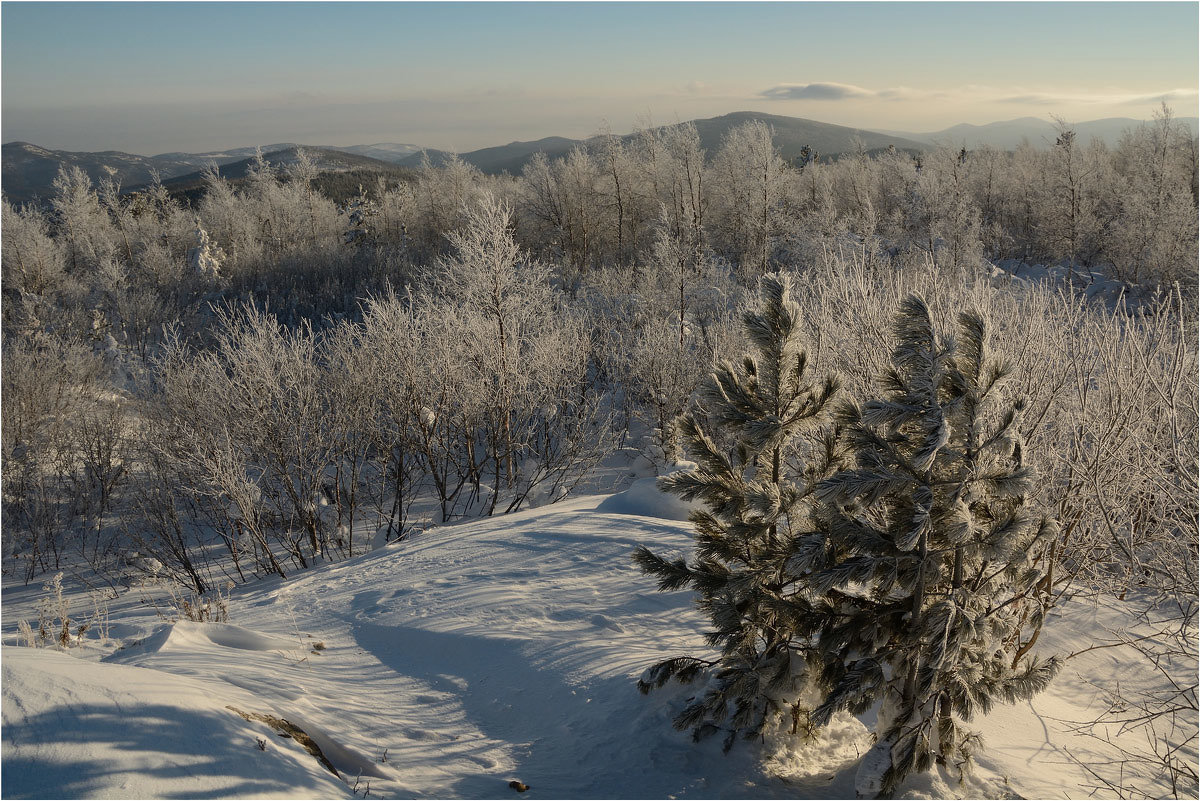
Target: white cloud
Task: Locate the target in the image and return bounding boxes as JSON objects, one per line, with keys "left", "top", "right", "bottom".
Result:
{"left": 998, "top": 88, "right": 1199, "bottom": 106}
{"left": 763, "top": 82, "right": 1198, "bottom": 108}
{"left": 760, "top": 82, "right": 875, "bottom": 101}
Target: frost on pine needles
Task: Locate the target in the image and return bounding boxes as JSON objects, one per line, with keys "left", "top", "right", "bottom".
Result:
{"left": 813, "top": 296, "right": 1061, "bottom": 797}
{"left": 636, "top": 287, "right": 1063, "bottom": 796}
{"left": 633, "top": 272, "right": 842, "bottom": 751}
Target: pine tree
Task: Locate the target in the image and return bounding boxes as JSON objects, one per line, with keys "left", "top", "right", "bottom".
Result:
{"left": 633, "top": 272, "right": 841, "bottom": 750}
{"left": 811, "top": 296, "right": 1060, "bottom": 798}
{"left": 188, "top": 220, "right": 225, "bottom": 279}
{"left": 342, "top": 185, "right": 379, "bottom": 248}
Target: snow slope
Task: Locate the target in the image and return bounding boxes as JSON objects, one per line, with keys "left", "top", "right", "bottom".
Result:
{"left": 1, "top": 647, "right": 352, "bottom": 799}
{"left": 2, "top": 493, "right": 1193, "bottom": 799}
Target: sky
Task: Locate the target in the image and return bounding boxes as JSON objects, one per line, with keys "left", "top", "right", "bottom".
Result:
{"left": 2, "top": 1, "right": 1197, "bottom": 155}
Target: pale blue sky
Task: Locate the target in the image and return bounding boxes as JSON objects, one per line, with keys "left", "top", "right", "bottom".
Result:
{"left": 3, "top": 1, "right": 1197, "bottom": 154}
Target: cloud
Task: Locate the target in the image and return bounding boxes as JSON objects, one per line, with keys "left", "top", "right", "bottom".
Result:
{"left": 764, "top": 82, "right": 1198, "bottom": 108}
{"left": 761, "top": 83, "right": 945, "bottom": 102}
{"left": 997, "top": 88, "right": 1199, "bottom": 106}
{"left": 760, "top": 82, "right": 875, "bottom": 101}
{"left": 996, "top": 93, "right": 1062, "bottom": 106}
{"left": 1115, "top": 88, "right": 1197, "bottom": 106}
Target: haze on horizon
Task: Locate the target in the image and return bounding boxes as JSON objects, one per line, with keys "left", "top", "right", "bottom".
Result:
{"left": 3, "top": 1, "right": 1197, "bottom": 156}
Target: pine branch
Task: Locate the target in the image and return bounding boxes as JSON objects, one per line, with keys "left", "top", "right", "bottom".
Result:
{"left": 632, "top": 546, "right": 693, "bottom": 591}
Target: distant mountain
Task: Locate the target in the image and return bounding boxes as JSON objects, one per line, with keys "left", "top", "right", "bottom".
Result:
{"left": 337, "top": 143, "right": 423, "bottom": 163}
{"left": 1, "top": 142, "right": 215, "bottom": 205}
{"left": 150, "top": 144, "right": 305, "bottom": 167}
{"left": 138, "top": 147, "right": 415, "bottom": 205}
{"left": 398, "top": 112, "right": 931, "bottom": 175}
{"left": 151, "top": 143, "right": 422, "bottom": 166}
{"left": 25, "top": 112, "right": 1195, "bottom": 205}
{"left": 393, "top": 137, "right": 584, "bottom": 174}
{"left": 884, "top": 116, "right": 1200, "bottom": 150}
{"left": 2, "top": 141, "right": 424, "bottom": 206}
{"left": 686, "top": 111, "right": 929, "bottom": 162}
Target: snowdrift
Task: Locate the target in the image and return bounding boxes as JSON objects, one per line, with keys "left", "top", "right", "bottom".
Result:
{"left": 1, "top": 647, "right": 352, "bottom": 800}
{"left": 3, "top": 494, "right": 1192, "bottom": 798}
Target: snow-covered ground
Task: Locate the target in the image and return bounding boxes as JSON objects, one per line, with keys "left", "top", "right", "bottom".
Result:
{"left": 2, "top": 490, "right": 1193, "bottom": 799}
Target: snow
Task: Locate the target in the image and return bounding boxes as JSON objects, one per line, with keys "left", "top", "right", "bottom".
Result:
{"left": 1, "top": 647, "right": 352, "bottom": 800}
{"left": 594, "top": 463, "right": 701, "bottom": 521}
{"left": 592, "top": 474, "right": 700, "bottom": 520}
{"left": 2, "top": 494, "right": 1193, "bottom": 799}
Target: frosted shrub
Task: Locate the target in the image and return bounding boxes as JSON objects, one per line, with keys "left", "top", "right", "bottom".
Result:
{"left": 18, "top": 572, "right": 79, "bottom": 648}
{"left": 812, "top": 297, "right": 1060, "bottom": 796}
{"left": 418, "top": 193, "right": 614, "bottom": 515}
{"left": 154, "top": 306, "right": 342, "bottom": 572}
{"left": 635, "top": 274, "right": 842, "bottom": 748}
{"left": 1, "top": 200, "right": 67, "bottom": 298}
{"left": 1, "top": 331, "right": 120, "bottom": 581}
{"left": 188, "top": 222, "right": 225, "bottom": 279}
{"left": 709, "top": 120, "right": 791, "bottom": 274}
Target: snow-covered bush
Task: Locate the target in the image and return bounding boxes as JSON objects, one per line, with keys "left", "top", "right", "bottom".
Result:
{"left": 150, "top": 306, "right": 345, "bottom": 576}
{"left": 16, "top": 572, "right": 78, "bottom": 648}
{"left": 418, "top": 192, "right": 614, "bottom": 516}
{"left": 188, "top": 221, "right": 225, "bottom": 279}
{"left": 812, "top": 296, "right": 1061, "bottom": 796}
{"left": 634, "top": 273, "right": 841, "bottom": 748}
{"left": 1, "top": 331, "right": 126, "bottom": 582}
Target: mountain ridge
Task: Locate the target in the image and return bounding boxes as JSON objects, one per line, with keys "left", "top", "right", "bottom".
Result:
{"left": 391, "top": 112, "right": 934, "bottom": 175}
{"left": 882, "top": 115, "right": 1200, "bottom": 149}
{"left": 6, "top": 112, "right": 1195, "bottom": 205}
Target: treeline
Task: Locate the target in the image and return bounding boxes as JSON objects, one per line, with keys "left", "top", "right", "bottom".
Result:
{"left": 0, "top": 109, "right": 1196, "bottom": 604}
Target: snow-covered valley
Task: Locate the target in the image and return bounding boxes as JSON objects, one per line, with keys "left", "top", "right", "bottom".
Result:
{"left": 3, "top": 492, "right": 1188, "bottom": 799}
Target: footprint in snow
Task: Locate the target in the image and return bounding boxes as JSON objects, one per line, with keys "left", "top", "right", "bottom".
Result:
{"left": 401, "top": 727, "right": 440, "bottom": 741}
{"left": 412, "top": 694, "right": 444, "bottom": 705}
{"left": 435, "top": 673, "right": 469, "bottom": 691}
{"left": 589, "top": 614, "right": 625, "bottom": 632}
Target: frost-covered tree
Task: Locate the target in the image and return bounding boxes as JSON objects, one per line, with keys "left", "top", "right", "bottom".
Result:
{"left": 832, "top": 136, "right": 881, "bottom": 240}
{"left": 412, "top": 153, "right": 486, "bottom": 256}
{"left": 710, "top": 120, "right": 790, "bottom": 274}
{"left": 1038, "top": 120, "right": 1112, "bottom": 271}
{"left": 431, "top": 193, "right": 550, "bottom": 498}
{"left": 634, "top": 272, "right": 841, "bottom": 750}
{"left": 50, "top": 166, "right": 118, "bottom": 274}
{"left": 554, "top": 146, "right": 604, "bottom": 278}
{"left": 424, "top": 192, "right": 609, "bottom": 516}
{"left": 595, "top": 126, "right": 650, "bottom": 261}
{"left": 812, "top": 297, "right": 1061, "bottom": 797}
{"left": 341, "top": 185, "right": 380, "bottom": 248}
{"left": 1109, "top": 104, "right": 1199, "bottom": 283}
{"left": 2, "top": 201, "right": 65, "bottom": 295}
{"left": 619, "top": 311, "right": 700, "bottom": 465}
{"left": 637, "top": 122, "right": 708, "bottom": 274}
{"left": 188, "top": 221, "right": 225, "bottom": 279}
{"left": 905, "top": 145, "right": 982, "bottom": 275}
{"left": 517, "top": 147, "right": 604, "bottom": 282}
{"left": 197, "top": 163, "right": 261, "bottom": 273}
